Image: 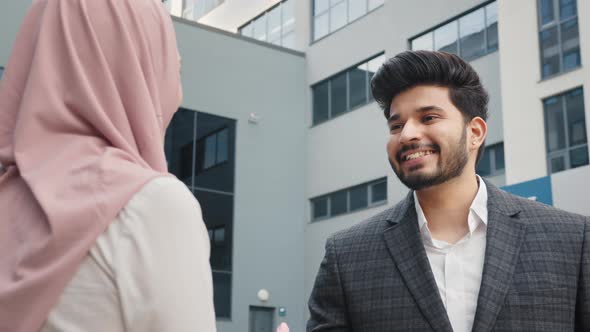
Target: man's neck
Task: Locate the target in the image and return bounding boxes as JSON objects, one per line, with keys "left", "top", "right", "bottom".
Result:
{"left": 415, "top": 171, "right": 480, "bottom": 244}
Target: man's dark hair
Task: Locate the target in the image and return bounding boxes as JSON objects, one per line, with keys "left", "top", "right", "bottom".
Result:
{"left": 371, "top": 50, "right": 489, "bottom": 163}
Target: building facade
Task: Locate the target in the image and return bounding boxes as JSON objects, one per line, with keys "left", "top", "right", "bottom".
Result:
{"left": 1, "top": 1, "right": 589, "bottom": 331}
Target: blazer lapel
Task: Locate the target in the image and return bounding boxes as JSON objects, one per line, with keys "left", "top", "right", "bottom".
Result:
{"left": 471, "top": 182, "right": 527, "bottom": 332}
{"left": 383, "top": 192, "right": 453, "bottom": 332}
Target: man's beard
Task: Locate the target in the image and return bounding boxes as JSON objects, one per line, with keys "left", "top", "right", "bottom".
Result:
{"left": 390, "top": 129, "right": 469, "bottom": 191}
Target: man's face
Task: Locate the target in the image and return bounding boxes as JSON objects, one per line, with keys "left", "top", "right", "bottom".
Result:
{"left": 386, "top": 85, "right": 470, "bottom": 190}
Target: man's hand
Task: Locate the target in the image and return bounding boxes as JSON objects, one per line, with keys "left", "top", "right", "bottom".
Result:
{"left": 276, "top": 322, "right": 289, "bottom": 332}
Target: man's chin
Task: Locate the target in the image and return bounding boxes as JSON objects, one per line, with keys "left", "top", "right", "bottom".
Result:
{"left": 398, "top": 172, "right": 441, "bottom": 191}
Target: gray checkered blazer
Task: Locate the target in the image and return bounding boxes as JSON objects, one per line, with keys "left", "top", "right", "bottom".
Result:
{"left": 307, "top": 180, "right": 590, "bottom": 331}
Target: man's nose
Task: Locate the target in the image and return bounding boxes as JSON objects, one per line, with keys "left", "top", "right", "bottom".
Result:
{"left": 398, "top": 120, "right": 422, "bottom": 144}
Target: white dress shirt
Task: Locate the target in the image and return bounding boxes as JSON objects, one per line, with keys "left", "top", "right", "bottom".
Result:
{"left": 42, "top": 176, "right": 217, "bottom": 332}
{"left": 413, "top": 176, "right": 488, "bottom": 332}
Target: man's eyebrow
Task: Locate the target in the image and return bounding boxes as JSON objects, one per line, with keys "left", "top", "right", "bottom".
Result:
{"left": 388, "top": 105, "right": 445, "bottom": 122}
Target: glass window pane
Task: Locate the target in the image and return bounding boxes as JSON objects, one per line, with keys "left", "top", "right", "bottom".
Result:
{"left": 371, "top": 180, "right": 387, "bottom": 203}
{"left": 559, "top": 0, "right": 577, "bottom": 20}
{"left": 268, "top": 6, "right": 282, "bottom": 44}
{"left": 253, "top": 15, "right": 267, "bottom": 41}
{"left": 240, "top": 23, "right": 253, "bottom": 37}
{"left": 203, "top": 134, "right": 217, "bottom": 169}
{"left": 550, "top": 155, "right": 566, "bottom": 173}
{"left": 315, "top": 0, "right": 330, "bottom": 14}
{"left": 164, "top": 109, "right": 195, "bottom": 186}
{"left": 544, "top": 96, "right": 566, "bottom": 152}
{"left": 486, "top": 2, "right": 498, "bottom": 51}
{"left": 459, "top": 8, "right": 485, "bottom": 60}
{"left": 540, "top": 26, "right": 560, "bottom": 77}
{"left": 411, "top": 32, "right": 434, "bottom": 51}
{"left": 314, "top": 13, "right": 329, "bottom": 40}
{"left": 216, "top": 129, "right": 229, "bottom": 163}
{"left": 539, "top": 0, "right": 555, "bottom": 25}
{"left": 214, "top": 227, "right": 225, "bottom": 245}
{"left": 476, "top": 149, "right": 491, "bottom": 176}
{"left": 349, "top": 0, "right": 367, "bottom": 21}
{"left": 331, "top": 190, "right": 348, "bottom": 216}
{"left": 348, "top": 64, "right": 368, "bottom": 109}
{"left": 561, "top": 18, "right": 580, "bottom": 71}
{"left": 282, "top": 32, "right": 295, "bottom": 49}
{"left": 570, "top": 146, "right": 589, "bottom": 168}
{"left": 368, "top": 0, "right": 384, "bottom": 11}
{"left": 282, "top": 0, "right": 295, "bottom": 34}
{"left": 494, "top": 144, "right": 505, "bottom": 171}
{"left": 435, "top": 21, "right": 458, "bottom": 54}
{"left": 349, "top": 185, "right": 368, "bottom": 211}
{"left": 212, "top": 272, "right": 231, "bottom": 318}
{"left": 0, "top": 67, "right": 4, "bottom": 79}
{"left": 330, "top": 1, "right": 348, "bottom": 32}
{"left": 330, "top": 72, "right": 348, "bottom": 117}
{"left": 313, "top": 197, "right": 329, "bottom": 219}
{"left": 195, "top": 189, "right": 234, "bottom": 271}
{"left": 313, "top": 81, "right": 330, "bottom": 124}
{"left": 566, "top": 88, "right": 586, "bottom": 146}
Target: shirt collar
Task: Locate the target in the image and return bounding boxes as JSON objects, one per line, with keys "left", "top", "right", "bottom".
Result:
{"left": 414, "top": 175, "right": 489, "bottom": 236}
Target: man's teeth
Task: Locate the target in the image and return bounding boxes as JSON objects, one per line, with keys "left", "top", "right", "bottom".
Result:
{"left": 404, "top": 151, "right": 434, "bottom": 161}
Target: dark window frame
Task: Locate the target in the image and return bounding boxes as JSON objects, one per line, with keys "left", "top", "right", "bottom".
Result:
{"left": 311, "top": 52, "right": 385, "bottom": 126}
{"left": 536, "top": 0, "right": 581, "bottom": 79}
{"left": 408, "top": 0, "right": 498, "bottom": 62}
{"left": 543, "top": 87, "right": 588, "bottom": 174}
{"left": 476, "top": 142, "right": 505, "bottom": 177}
{"left": 311, "top": 177, "right": 387, "bottom": 222}
{"left": 311, "top": 0, "right": 385, "bottom": 43}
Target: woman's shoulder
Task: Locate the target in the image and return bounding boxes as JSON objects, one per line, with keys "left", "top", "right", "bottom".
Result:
{"left": 127, "top": 176, "right": 201, "bottom": 215}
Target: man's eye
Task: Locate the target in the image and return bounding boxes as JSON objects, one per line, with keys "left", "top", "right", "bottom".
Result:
{"left": 390, "top": 124, "right": 403, "bottom": 132}
{"left": 423, "top": 115, "right": 437, "bottom": 122}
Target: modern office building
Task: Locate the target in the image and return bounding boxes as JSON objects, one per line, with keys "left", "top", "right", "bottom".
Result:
{"left": 1, "top": 1, "right": 589, "bottom": 331}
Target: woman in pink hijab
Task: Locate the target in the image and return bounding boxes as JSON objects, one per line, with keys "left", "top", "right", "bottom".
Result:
{"left": 0, "top": 0, "right": 216, "bottom": 331}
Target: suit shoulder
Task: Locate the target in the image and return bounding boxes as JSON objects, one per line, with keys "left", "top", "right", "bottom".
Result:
{"left": 501, "top": 190, "right": 588, "bottom": 224}
{"left": 328, "top": 204, "right": 399, "bottom": 246}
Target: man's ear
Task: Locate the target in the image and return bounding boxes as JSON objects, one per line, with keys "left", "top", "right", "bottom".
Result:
{"left": 468, "top": 117, "right": 487, "bottom": 152}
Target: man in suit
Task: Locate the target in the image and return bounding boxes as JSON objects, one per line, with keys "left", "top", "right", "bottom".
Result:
{"left": 306, "top": 50, "right": 590, "bottom": 332}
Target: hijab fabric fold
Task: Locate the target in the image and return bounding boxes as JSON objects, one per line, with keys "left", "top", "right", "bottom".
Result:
{"left": 0, "top": 0, "right": 181, "bottom": 330}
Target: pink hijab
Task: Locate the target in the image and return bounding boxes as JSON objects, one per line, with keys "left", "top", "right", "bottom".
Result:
{"left": 0, "top": 0, "right": 181, "bottom": 330}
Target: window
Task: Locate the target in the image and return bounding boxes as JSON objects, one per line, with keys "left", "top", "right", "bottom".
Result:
{"left": 476, "top": 142, "right": 505, "bottom": 177}
{"left": 311, "top": 178, "right": 387, "bottom": 221}
{"left": 238, "top": 0, "right": 296, "bottom": 49}
{"left": 165, "top": 110, "right": 236, "bottom": 318}
{"left": 543, "top": 87, "right": 588, "bottom": 174}
{"left": 410, "top": 1, "right": 498, "bottom": 61}
{"left": 537, "top": 0, "right": 580, "bottom": 78}
{"left": 0, "top": 66, "right": 4, "bottom": 79}
{"left": 312, "top": 53, "right": 385, "bottom": 125}
{"left": 197, "top": 128, "right": 230, "bottom": 172}
{"left": 312, "top": 0, "right": 384, "bottom": 41}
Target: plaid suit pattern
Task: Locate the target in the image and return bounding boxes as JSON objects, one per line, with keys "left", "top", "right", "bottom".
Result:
{"left": 307, "top": 180, "right": 590, "bottom": 332}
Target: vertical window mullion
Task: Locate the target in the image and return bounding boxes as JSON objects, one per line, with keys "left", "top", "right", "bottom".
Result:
{"left": 562, "top": 94, "right": 572, "bottom": 168}
{"left": 365, "top": 61, "right": 370, "bottom": 105}
{"left": 346, "top": 189, "right": 351, "bottom": 213}
{"left": 328, "top": 79, "right": 332, "bottom": 119}
{"left": 327, "top": 195, "right": 332, "bottom": 218}
{"left": 346, "top": 71, "right": 350, "bottom": 112}
{"left": 191, "top": 112, "right": 197, "bottom": 187}
{"left": 456, "top": 17, "right": 461, "bottom": 57}
{"left": 483, "top": 5, "right": 489, "bottom": 53}
{"left": 555, "top": 0, "right": 564, "bottom": 73}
